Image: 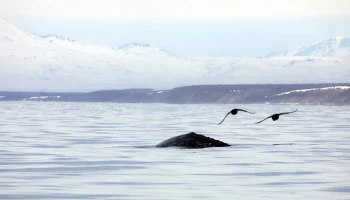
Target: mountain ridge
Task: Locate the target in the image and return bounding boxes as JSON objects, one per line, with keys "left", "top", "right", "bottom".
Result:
{"left": 264, "top": 36, "right": 350, "bottom": 58}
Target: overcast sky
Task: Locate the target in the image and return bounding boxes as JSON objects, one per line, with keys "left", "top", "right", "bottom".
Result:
{"left": 1, "top": 0, "right": 350, "bottom": 57}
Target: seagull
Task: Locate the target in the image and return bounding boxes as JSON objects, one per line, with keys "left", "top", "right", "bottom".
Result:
{"left": 218, "top": 109, "right": 255, "bottom": 124}
{"left": 255, "top": 109, "right": 298, "bottom": 124}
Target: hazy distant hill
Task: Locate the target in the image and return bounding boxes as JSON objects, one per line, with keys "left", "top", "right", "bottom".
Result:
{"left": 1, "top": 84, "right": 349, "bottom": 105}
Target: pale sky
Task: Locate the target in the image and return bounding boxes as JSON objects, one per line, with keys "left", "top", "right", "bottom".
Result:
{"left": 1, "top": 0, "right": 350, "bottom": 20}
{"left": 1, "top": 0, "right": 350, "bottom": 57}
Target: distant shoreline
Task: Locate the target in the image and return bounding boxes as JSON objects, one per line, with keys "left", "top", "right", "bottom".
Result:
{"left": 1, "top": 83, "right": 350, "bottom": 105}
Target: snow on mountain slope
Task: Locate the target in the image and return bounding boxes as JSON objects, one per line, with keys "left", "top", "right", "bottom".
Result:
{"left": 0, "top": 17, "right": 39, "bottom": 44}
{"left": 274, "top": 86, "right": 350, "bottom": 97}
{"left": 119, "top": 43, "right": 151, "bottom": 49}
{"left": 118, "top": 42, "right": 180, "bottom": 58}
{"left": 41, "top": 34, "right": 121, "bottom": 55}
{"left": 0, "top": 17, "right": 349, "bottom": 92}
{"left": 265, "top": 36, "right": 350, "bottom": 58}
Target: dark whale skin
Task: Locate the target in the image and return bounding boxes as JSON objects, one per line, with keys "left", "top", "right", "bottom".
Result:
{"left": 156, "top": 132, "right": 230, "bottom": 148}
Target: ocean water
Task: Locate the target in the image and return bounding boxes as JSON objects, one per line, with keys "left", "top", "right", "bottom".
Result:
{"left": 0, "top": 102, "right": 349, "bottom": 200}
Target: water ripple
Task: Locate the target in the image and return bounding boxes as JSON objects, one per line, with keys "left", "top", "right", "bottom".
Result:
{"left": 0, "top": 102, "right": 349, "bottom": 200}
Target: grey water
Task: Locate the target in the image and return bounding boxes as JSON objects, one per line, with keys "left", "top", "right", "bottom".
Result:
{"left": 0, "top": 102, "right": 349, "bottom": 200}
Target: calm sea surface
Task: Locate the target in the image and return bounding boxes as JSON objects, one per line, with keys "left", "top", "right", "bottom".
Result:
{"left": 0, "top": 102, "right": 349, "bottom": 200}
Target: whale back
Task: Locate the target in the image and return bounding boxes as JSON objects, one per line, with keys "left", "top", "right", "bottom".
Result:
{"left": 156, "top": 132, "right": 230, "bottom": 148}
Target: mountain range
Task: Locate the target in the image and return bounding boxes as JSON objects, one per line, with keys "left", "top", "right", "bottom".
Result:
{"left": 0, "top": 17, "right": 349, "bottom": 92}
{"left": 264, "top": 36, "right": 350, "bottom": 58}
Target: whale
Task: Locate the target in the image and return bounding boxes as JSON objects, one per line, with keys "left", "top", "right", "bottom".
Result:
{"left": 156, "top": 132, "right": 230, "bottom": 148}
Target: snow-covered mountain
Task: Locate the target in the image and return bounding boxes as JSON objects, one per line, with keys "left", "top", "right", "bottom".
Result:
{"left": 265, "top": 36, "right": 350, "bottom": 58}
{"left": 0, "top": 17, "right": 349, "bottom": 92}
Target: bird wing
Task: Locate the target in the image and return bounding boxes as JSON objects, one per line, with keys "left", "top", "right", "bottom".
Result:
{"left": 279, "top": 109, "right": 298, "bottom": 115}
{"left": 237, "top": 109, "right": 255, "bottom": 114}
{"left": 218, "top": 112, "right": 231, "bottom": 124}
{"left": 255, "top": 115, "right": 272, "bottom": 124}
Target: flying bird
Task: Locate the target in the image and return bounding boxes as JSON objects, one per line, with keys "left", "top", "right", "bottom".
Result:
{"left": 218, "top": 108, "right": 255, "bottom": 124}
{"left": 255, "top": 109, "right": 298, "bottom": 124}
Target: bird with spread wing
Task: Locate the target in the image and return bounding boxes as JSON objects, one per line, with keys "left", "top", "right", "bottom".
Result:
{"left": 255, "top": 109, "right": 298, "bottom": 124}
{"left": 218, "top": 108, "right": 255, "bottom": 124}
